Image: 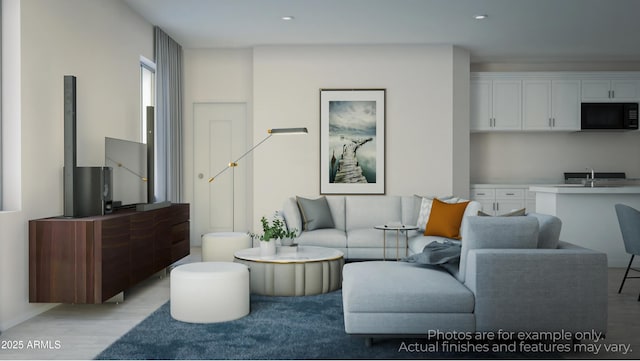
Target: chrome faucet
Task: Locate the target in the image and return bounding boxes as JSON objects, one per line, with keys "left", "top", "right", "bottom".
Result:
{"left": 585, "top": 168, "right": 596, "bottom": 187}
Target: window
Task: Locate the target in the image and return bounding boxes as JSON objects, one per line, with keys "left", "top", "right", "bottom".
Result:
{"left": 140, "top": 56, "right": 156, "bottom": 144}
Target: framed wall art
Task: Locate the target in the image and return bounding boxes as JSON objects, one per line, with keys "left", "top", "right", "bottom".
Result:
{"left": 320, "top": 89, "right": 385, "bottom": 194}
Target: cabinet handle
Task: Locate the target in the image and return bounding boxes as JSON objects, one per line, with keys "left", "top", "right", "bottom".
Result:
{"left": 506, "top": 193, "right": 515, "bottom": 195}
{"left": 612, "top": 90, "right": 615, "bottom": 98}
{"left": 548, "top": 118, "right": 552, "bottom": 127}
{"left": 477, "top": 192, "right": 486, "bottom": 195}
{"left": 552, "top": 118, "right": 556, "bottom": 127}
{"left": 496, "top": 202, "right": 499, "bottom": 211}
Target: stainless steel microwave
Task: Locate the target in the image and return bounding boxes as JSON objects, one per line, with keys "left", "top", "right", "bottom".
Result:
{"left": 581, "top": 102, "right": 638, "bottom": 130}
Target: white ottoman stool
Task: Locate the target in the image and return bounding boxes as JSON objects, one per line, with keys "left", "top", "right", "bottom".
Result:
{"left": 202, "top": 232, "right": 252, "bottom": 262}
{"left": 170, "top": 262, "right": 249, "bottom": 323}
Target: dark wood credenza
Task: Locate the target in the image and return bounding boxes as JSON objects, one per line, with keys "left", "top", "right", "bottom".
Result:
{"left": 29, "top": 203, "right": 190, "bottom": 304}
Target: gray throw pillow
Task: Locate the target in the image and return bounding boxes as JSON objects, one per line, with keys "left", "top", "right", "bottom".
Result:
{"left": 296, "top": 196, "right": 335, "bottom": 231}
{"left": 527, "top": 212, "right": 562, "bottom": 249}
{"left": 402, "top": 240, "right": 461, "bottom": 265}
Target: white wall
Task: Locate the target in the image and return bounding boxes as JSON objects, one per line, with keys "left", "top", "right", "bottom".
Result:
{"left": 183, "top": 48, "right": 253, "bottom": 244}
{"left": 0, "top": 0, "right": 153, "bottom": 331}
{"left": 181, "top": 45, "right": 470, "bottom": 235}
{"left": 252, "top": 45, "right": 470, "bottom": 229}
{"left": 2, "top": 0, "right": 21, "bottom": 211}
{"left": 471, "top": 132, "right": 640, "bottom": 183}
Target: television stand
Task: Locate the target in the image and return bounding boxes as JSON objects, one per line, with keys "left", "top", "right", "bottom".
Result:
{"left": 29, "top": 203, "right": 190, "bottom": 304}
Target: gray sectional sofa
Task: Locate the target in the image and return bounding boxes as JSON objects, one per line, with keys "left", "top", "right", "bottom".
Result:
{"left": 282, "top": 195, "right": 608, "bottom": 343}
{"left": 282, "top": 195, "right": 481, "bottom": 259}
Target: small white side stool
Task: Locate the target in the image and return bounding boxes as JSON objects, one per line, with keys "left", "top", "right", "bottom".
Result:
{"left": 170, "top": 262, "right": 250, "bottom": 323}
{"left": 202, "top": 232, "right": 252, "bottom": 262}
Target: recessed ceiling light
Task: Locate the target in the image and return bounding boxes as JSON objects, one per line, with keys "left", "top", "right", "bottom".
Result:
{"left": 474, "top": 14, "right": 488, "bottom": 20}
{"left": 281, "top": 16, "right": 295, "bottom": 21}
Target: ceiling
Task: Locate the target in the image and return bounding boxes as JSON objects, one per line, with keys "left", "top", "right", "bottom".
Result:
{"left": 124, "top": 0, "right": 640, "bottom": 63}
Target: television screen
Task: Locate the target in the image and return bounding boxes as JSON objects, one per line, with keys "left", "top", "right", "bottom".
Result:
{"left": 105, "top": 137, "right": 147, "bottom": 207}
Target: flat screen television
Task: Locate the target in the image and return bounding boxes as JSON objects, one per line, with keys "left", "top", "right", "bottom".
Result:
{"left": 105, "top": 137, "right": 147, "bottom": 208}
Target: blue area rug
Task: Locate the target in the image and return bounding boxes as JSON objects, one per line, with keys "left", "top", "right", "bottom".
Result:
{"left": 95, "top": 291, "right": 533, "bottom": 360}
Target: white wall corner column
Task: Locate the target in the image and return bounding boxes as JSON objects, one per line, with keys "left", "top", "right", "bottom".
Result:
{"left": 452, "top": 47, "right": 471, "bottom": 199}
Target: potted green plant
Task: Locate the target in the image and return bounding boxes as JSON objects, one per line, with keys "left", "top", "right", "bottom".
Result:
{"left": 249, "top": 212, "right": 298, "bottom": 256}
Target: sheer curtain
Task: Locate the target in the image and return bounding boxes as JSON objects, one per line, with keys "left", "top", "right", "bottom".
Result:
{"left": 154, "top": 26, "right": 183, "bottom": 202}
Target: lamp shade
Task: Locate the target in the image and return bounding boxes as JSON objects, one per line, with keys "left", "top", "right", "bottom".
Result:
{"left": 268, "top": 127, "right": 308, "bottom": 135}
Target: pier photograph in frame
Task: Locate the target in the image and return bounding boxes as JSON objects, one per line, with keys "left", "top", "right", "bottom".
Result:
{"left": 320, "top": 89, "right": 385, "bottom": 194}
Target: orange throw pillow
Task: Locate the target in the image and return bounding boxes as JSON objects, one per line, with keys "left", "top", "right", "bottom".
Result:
{"left": 424, "top": 198, "right": 470, "bottom": 240}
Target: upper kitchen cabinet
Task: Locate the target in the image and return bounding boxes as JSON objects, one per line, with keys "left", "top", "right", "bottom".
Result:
{"left": 581, "top": 79, "right": 639, "bottom": 102}
{"left": 472, "top": 72, "right": 640, "bottom": 133}
{"left": 523, "top": 80, "right": 580, "bottom": 131}
{"left": 471, "top": 79, "right": 522, "bottom": 131}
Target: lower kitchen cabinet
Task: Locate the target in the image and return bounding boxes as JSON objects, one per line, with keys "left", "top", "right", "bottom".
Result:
{"left": 470, "top": 185, "right": 536, "bottom": 216}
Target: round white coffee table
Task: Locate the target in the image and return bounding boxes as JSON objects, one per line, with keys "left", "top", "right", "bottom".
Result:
{"left": 234, "top": 246, "right": 344, "bottom": 296}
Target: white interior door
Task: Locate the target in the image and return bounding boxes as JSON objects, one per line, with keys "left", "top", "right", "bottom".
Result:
{"left": 194, "top": 103, "right": 248, "bottom": 244}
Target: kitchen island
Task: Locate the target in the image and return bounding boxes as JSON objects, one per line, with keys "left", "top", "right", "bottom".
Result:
{"left": 530, "top": 185, "right": 640, "bottom": 267}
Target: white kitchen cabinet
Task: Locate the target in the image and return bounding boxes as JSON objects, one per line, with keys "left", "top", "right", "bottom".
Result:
{"left": 471, "top": 79, "right": 522, "bottom": 131}
{"left": 470, "top": 186, "right": 528, "bottom": 216}
{"left": 523, "top": 80, "right": 580, "bottom": 131}
{"left": 581, "top": 79, "right": 639, "bottom": 102}
{"left": 472, "top": 72, "right": 640, "bottom": 133}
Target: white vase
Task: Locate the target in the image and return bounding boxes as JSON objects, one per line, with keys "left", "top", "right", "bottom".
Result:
{"left": 281, "top": 237, "right": 295, "bottom": 247}
{"left": 259, "top": 240, "right": 276, "bottom": 257}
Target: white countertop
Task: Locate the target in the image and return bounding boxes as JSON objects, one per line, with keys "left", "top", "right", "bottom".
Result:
{"left": 472, "top": 184, "right": 533, "bottom": 189}
{"left": 530, "top": 185, "right": 640, "bottom": 194}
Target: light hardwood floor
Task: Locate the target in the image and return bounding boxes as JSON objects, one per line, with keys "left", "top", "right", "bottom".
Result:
{"left": 1, "top": 249, "right": 639, "bottom": 360}
{"left": 0, "top": 249, "right": 200, "bottom": 360}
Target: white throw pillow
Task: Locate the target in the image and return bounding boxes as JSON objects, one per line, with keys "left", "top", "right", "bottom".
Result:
{"left": 416, "top": 196, "right": 459, "bottom": 231}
